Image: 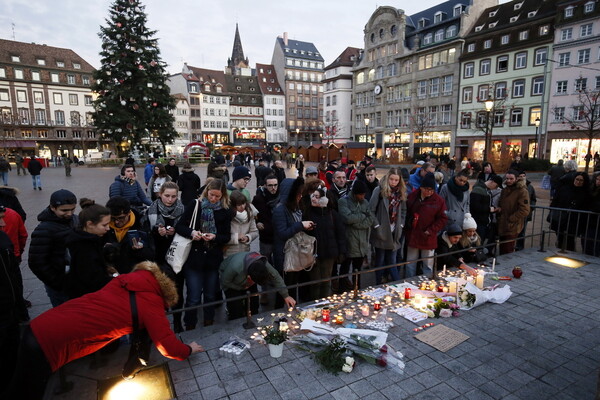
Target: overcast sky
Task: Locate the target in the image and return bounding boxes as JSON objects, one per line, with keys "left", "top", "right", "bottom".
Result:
{"left": 2, "top": 0, "right": 447, "bottom": 75}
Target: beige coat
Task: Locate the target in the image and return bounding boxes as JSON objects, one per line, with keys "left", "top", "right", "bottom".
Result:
{"left": 498, "top": 179, "right": 530, "bottom": 237}
{"left": 223, "top": 205, "right": 259, "bottom": 258}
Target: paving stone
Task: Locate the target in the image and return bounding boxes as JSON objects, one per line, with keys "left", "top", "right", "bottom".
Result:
{"left": 330, "top": 385, "right": 359, "bottom": 400}
{"left": 249, "top": 382, "right": 278, "bottom": 399}
{"left": 299, "top": 380, "right": 328, "bottom": 398}
{"left": 281, "top": 387, "right": 308, "bottom": 400}
{"left": 271, "top": 373, "right": 298, "bottom": 394}
{"left": 228, "top": 389, "right": 256, "bottom": 400}
{"left": 200, "top": 383, "right": 227, "bottom": 399}
{"left": 348, "top": 379, "right": 378, "bottom": 397}
{"left": 242, "top": 370, "right": 269, "bottom": 387}
{"left": 196, "top": 372, "right": 219, "bottom": 389}
{"left": 223, "top": 376, "right": 249, "bottom": 395}
{"left": 361, "top": 392, "right": 388, "bottom": 400}
{"left": 170, "top": 366, "right": 195, "bottom": 383}
{"left": 379, "top": 384, "right": 409, "bottom": 399}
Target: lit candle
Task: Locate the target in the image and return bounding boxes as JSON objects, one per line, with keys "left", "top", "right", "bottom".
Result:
{"left": 361, "top": 305, "right": 370, "bottom": 316}
{"left": 449, "top": 281, "right": 457, "bottom": 294}
{"left": 404, "top": 287, "right": 411, "bottom": 300}
{"left": 442, "top": 264, "right": 447, "bottom": 275}
{"left": 344, "top": 309, "right": 354, "bottom": 320}
{"left": 492, "top": 258, "right": 496, "bottom": 271}
{"left": 442, "top": 287, "right": 449, "bottom": 293}
{"left": 385, "top": 295, "right": 392, "bottom": 305}
{"left": 322, "top": 308, "right": 330, "bottom": 322}
{"left": 374, "top": 301, "right": 381, "bottom": 311}
{"left": 335, "top": 315, "right": 344, "bottom": 325}
{"left": 476, "top": 270, "right": 485, "bottom": 289}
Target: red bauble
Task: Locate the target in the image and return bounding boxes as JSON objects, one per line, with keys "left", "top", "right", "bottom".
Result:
{"left": 512, "top": 267, "right": 523, "bottom": 279}
{"left": 116, "top": 22, "right": 122, "bottom": 28}
{"left": 152, "top": 102, "right": 158, "bottom": 107}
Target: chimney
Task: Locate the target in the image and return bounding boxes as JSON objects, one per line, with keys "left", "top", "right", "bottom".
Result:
{"left": 283, "top": 32, "right": 288, "bottom": 46}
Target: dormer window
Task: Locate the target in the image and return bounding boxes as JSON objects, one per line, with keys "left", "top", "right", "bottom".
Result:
{"left": 36, "top": 59, "right": 45, "bottom": 66}
{"left": 453, "top": 4, "right": 465, "bottom": 17}
{"left": 204, "top": 84, "right": 211, "bottom": 91}
{"left": 489, "top": 10, "right": 498, "bottom": 17}
{"left": 585, "top": 1, "right": 594, "bottom": 13}
{"left": 475, "top": 25, "right": 483, "bottom": 32}
{"left": 565, "top": 6, "right": 574, "bottom": 17}
{"left": 73, "top": 63, "right": 81, "bottom": 69}
{"left": 189, "top": 83, "right": 198, "bottom": 93}
{"left": 489, "top": 22, "right": 498, "bottom": 28}
{"left": 528, "top": 11, "right": 537, "bottom": 18}
{"left": 519, "top": 30, "right": 529, "bottom": 40}
{"left": 514, "top": 2, "right": 523, "bottom": 10}
{"left": 510, "top": 16, "right": 519, "bottom": 23}
{"left": 56, "top": 61, "right": 65, "bottom": 67}
{"left": 11, "top": 55, "right": 20, "bottom": 63}
{"left": 418, "top": 18, "right": 428, "bottom": 28}
{"left": 434, "top": 12, "right": 445, "bottom": 23}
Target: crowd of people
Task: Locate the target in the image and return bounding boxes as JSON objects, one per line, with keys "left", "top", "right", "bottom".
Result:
{"left": 3, "top": 152, "right": 600, "bottom": 398}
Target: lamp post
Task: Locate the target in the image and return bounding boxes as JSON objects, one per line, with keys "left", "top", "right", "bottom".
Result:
{"left": 534, "top": 117, "right": 541, "bottom": 159}
{"left": 483, "top": 96, "right": 494, "bottom": 162}
{"left": 295, "top": 128, "right": 299, "bottom": 151}
{"left": 364, "top": 117, "right": 370, "bottom": 157}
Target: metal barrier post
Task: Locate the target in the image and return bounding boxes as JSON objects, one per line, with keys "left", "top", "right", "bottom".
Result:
{"left": 495, "top": 239, "right": 500, "bottom": 257}
{"left": 538, "top": 230, "right": 546, "bottom": 252}
{"left": 242, "top": 291, "right": 255, "bottom": 329}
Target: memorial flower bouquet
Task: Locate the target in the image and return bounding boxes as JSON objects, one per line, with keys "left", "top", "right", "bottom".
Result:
{"left": 428, "top": 298, "right": 460, "bottom": 318}
{"left": 258, "top": 317, "right": 289, "bottom": 345}
{"left": 458, "top": 286, "right": 476, "bottom": 309}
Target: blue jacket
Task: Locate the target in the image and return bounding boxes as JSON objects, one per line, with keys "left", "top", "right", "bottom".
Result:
{"left": 409, "top": 168, "right": 423, "bottom": 191}
{"left": 144, "top": 163, "right": 154, "bottom": 185}
{"left": 272, "top": 178, "right": 304, "bottom": 273}
{"left": 109, "top": 176, "right": 151, "bottom": 206}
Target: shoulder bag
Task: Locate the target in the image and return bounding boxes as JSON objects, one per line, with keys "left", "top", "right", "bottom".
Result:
{"left": 283, "top": 231, "right": 317, "bottom": 273}
{"left": 165, "top": 200, "right": 199, "bottom": 274}
{"left": 122, "top": 291, "right": 152, "bottom": 380}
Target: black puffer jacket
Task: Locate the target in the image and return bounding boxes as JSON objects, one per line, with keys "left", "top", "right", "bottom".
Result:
{"left": 65, "top": 230, "right": 112, "bottom": 299}
{"left": 177, "top": 170, "right": 201, "bottom": 207}
{"left": 0, "top": 232, "right": 27, "bottom": 323}
{"left": 302, "top": 206, "right": 346, "bottom": 259}
{"left": 28, "top": 208, "right": 77, "bottom": 290}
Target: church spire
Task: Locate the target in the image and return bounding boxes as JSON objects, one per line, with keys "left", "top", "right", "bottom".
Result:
{"left": 227, "top": 23, "right": 249, "bottom": 74}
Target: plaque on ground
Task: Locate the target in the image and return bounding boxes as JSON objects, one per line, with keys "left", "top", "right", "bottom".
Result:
{"left": 414, "top": 324, "right": 470, "bottom": 352}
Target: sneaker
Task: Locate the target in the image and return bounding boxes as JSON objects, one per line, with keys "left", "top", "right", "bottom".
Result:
{"left": 38, "top": 187, "right": 42, "bottom": 190}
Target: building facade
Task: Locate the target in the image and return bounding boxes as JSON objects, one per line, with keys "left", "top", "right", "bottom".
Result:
{"left": 546, "top": 0, "right": 600, "bottom": 164}
{"left": 256, "top": 63, "right": 286, "bottom": 144}
{"left": 353, "top": 1, "right": 494, "bottom": 161}
{"left": 456, "top": 0, "right": 557, "bottom": 163}
{"left": 323, "top": 47, "right": 361, "bottom": 145}
{"left": 271, "top": 32, "right": 325, "bottom": 147}
{"left": 0, "top": 39, "right": 107, "bottom": 158}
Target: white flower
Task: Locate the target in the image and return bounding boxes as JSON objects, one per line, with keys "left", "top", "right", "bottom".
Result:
{"left": 426, "top": 310, "right": 435, "bottom": 318}
{"left": 342, "top": 363, "right": 353, "bottom": 373}
{"left": 439, "top": 309, "right": 452, "bottom": 318}
{"left": 345, "top": 356, "right": 355, "bottom": 366}
{"left": 461, "top": 292, "right": 468, "bottom": 301}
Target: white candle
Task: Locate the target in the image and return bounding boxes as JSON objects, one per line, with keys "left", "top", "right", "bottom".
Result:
{"left": 476, "top": 271, "right": 484, "bottom": 289}
{"left": 449, "top": 282, "right": 457, "bottom": 294}
{"left": 442, "top": 264, "right": 447, "bottom": 275}
{"left": 492, "top": 258, "right": 496, "bottom": 271}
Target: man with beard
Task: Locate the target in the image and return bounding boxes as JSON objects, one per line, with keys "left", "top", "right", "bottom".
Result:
{"left": 252, "top": 174, "right": 280, "bottom": 264}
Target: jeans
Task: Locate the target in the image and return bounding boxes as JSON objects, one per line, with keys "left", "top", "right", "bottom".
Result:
{"left": 31, "top": 174, "right": 41, "bottom": 189}
{"left": 44, "top": 284, "right": 69, "bottom": 308}
{"left": 183, "top": 265, "right": 218, "bottom": 328}
{"left": 405, "top": 247, "right": 435, "bottom": 278}
{"left": 0, "top": 172, "right": 7, "bottom": 186}
{"left": 307, "top": 257, "right": 334, "bottom": 300}
{"left": 374, "top": 248, "right": 401, "bottom": 285}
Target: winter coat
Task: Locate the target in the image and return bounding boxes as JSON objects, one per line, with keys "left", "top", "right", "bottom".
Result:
{"left": 148, "top": 175, "right": 172, "bottom": 200}
{"left": 109, "top": 175, "right": 152, "bottom": 206}
{"left": 65, "top": 230, "right": 112, "bottom": 299}
{"left": 548, "top": 165, "right": 566, "bottom": 188}
{"left": 220, "top": 252, "right": 288, "bottom": 298}
{"left": 252, "top": 187, "right": 279, "bottom": 244}
{"left": 549, "top": 183, "right": 589, "bottom": 235}
{"left": 2, "top": 207, "right": 27, "bottom": 258}
{"left": 272, "top": 178, "right": 305, "bottom": 272}
{"left": 226, "top": 183, "right": 251, "bottom": 202}
{"left": 175, "top": 200, "right": 231, "bottom": 270}
{"left": 0, "top": 231, "right": 27, "bottom": 324}
{"left": 223, "top": 208, "right": 259, "bottom": 258}
{"left": 104, "top": 209, "right": 155, "bottom": 274}
{"left": 165, "top": 164, "right": 180, "bottom": 182}
{"left": 177, "top": 170, "right": 201, "bottom": 207}
{"left": 524, "top": 180, "right": 537, "bottom": 221}
{"left": 30, "top": 264, "right": 190, "bottom": 372}
{"left": 325, "top": 183, "right": 349, "bottom": 211}
{"left": 497, "top": 180, "right": 530, "bottom": 237}
{"left": 0, "top": 187, "right": 26, "bottom": 221}
{"left": 369, "top": 186, "right": 406, "bottom": 251}
{"left": 0, "top": 158, "right": 11, "bottom": 172}
{"left": 28, "top": 208, "right": 78, "bottom": 291}
{"left": 303, "top": 206, "right": 346, "bottom": 259}
{"left": 404, "top": 190, "right": 448, "bottom": 250}
{"left": 408, "top": 168, "right": 424, "bottom": 191}
{"left": 338, "top": 193, "right": 377, "bottom": 258}
{"left": 469, "top": 181, "right": 491, "bottom": 229}
{"left": 435, "top": 233, "right": 462, "bottom": 269}
{"left": 272, "top": 166, "right": 286, "bottom": 184}
{"left": 144, "top": 163, "right": 154, "bottom": 184}
{"left": 27, "top": 158, "right": 43, "bottom": 175}
{"left": 255, "top": 165, "right": 273, "bottom": 187}
{"left": 439, "top": 181, "right": 470, "bottom": 229}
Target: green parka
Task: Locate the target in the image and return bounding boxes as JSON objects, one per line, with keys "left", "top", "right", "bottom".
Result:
{"left": 338, "top": 193, "right": 377, "bottom": 258}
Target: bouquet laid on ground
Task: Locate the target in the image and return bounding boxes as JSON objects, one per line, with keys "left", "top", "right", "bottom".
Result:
{"left": 456, "top": 282, "right": 512, "bottom": 311}
{"left": 428, "top": 298, "right": 460, "bottom": 318}
{"left": 290, "top": 319, "right": 404, "bottom": 375}
{"left": 252, "top": 316, "right": 290, "bottom": 345}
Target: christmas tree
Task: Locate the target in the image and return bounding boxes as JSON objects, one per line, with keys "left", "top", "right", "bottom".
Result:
{"left": 92, "top": 0, "right": 176, "bottom": 154}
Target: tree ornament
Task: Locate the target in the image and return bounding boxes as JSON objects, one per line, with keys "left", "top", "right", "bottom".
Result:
{"left": 116, "top": 22, "right": 122, "bottom": 28}
{"left": 153, "top": 102, "right": 158, "bottom": 107}
{"left": 150, "top": 60, "right": 157, "bottom": 67}
{"left": 126, "top": 123, "right": 133, "bottom": 130}
{"left": 121, "top": 100, "right": 127, "bottom": 106}
{"left": 116, "top": 34, "right": 121, "bottom": 39}
{"left": 133, "top": 104, "right": 139, "bottom": 110}
{"left": 138, "top": 64, "right": 144, "bottom": 70}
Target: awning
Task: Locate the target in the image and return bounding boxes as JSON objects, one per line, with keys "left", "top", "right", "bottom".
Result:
{"left": 1, "top": 140, "right": 36, "bottom": 148}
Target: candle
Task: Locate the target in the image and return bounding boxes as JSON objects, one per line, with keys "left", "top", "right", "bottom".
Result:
{"left": 442, "top": 287, "right": 449, "bottom": 293}
{"left": 492, "top": 257, "right": 496, "bottom": 271}
{"left": 442, "top": 264, "right": 447, "bottom": 275}
{"left": 466, "top": 276, "right": 474, "bottom": 284}
{"left": 449, "top": 281, "right": 457, "bottom": 294}
{"left": 404, "top": 287, "right": 411, "bottom": 300}
{"left": 476, "top": 271, "right": 485, "bottom": 289}
{"left": 373, "top": 301, "right": 381, "bottom": 311}
{"left": 437, "top": 284, "right": 444, "bottom": 292}
{"left": 335, "top": 315, "right": 344, "bottom": 325}
{"left": 322, "top": 308, "right": 330, "bottom": 322}
{"left": 361, "top": 305, "right": 370, "bottom": 317}
{"left": 385, "top": 295, "right": 392, "bottom": 305}
{"left": 344, "top": 309, "right": 354, "bottom": 320}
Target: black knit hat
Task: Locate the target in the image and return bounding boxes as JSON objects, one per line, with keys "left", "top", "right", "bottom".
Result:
{"left": 421, "top": 173, "right": 436, "bottom": 189}
{"left": 50, "top": 189, "right": 77, "bottom": 207}
{"left": 446, "top": 223, "right": 463, "bottom": 237}
{"left": 351, "top": 179, "right": 368, "bottom": 195}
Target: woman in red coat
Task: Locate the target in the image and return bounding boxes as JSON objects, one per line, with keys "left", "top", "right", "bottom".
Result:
{"left": 404, "top": 173, "right": 448, "bottom": 278}
{"left": 5, "top": 261, "right": 203, "bottom": 400}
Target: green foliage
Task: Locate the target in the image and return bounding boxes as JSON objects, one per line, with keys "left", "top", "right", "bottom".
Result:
{"left": 263, "top": 325, "right": 288, "bottom": 345}
{"left": 314, "top": 338, "right": 348, "bottom": 375}
{"left": 92, "top": 0, "right": 176, "bottom": 147}
{"left": 520, "top": 158, "right": 551, "bottom": 172}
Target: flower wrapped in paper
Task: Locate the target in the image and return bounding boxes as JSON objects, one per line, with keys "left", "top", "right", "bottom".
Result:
{"left": 457, "top": 282, "right": 512, "bottom": 311}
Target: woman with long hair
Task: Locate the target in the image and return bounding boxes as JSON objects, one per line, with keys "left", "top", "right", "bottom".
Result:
{"left": 65, "top": 199, "right": 112, "bottom": 299}
{"left": 477, "top": 162, "right": 496, "bottom": 183}
{"left": 175, "top": 178, "right": 231, "bottom": 329}
{"left": 369, "top": 167, "right": 406, "bottom": 284}
{"left": 223, "top": 190, "right": 259, "bottom": 259}
{"left": 148, "top": 163, "right": 172, "bottom": 201}
{"left": 550, "top": 172, "right": 590, "bottom": 251}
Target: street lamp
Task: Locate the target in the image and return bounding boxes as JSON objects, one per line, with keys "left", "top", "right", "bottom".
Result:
{"left": 535, "top": 117, "right": 541, "bottom": 159}
{"left": 483, "top": 95, "right": 494, "bottom": 162}
{"left": 295, "top": 127, "right": 299, "bottom": 150}
{"left": 364, "top": 117, "right": 370, "bottom": 157}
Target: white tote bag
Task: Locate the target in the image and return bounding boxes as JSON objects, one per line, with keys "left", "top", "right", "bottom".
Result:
{"left": 165, "top": 200, "right": 199, "bottom": 274}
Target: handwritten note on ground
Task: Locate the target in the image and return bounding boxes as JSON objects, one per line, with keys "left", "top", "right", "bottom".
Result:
{"left": 414, "top": 324, "right": 469, "bottom": 352}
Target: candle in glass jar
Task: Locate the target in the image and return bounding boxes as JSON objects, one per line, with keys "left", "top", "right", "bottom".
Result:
{"left": 344, "top": 309, "right": 354, "bottom": 320}
{"left": 385, "top": 295, "right": 392, "bottom": 305}
{"left": 335, "top": 315, "right": 344, "bottom": 325}
{"left": 404, "top": 287, "right": 411, "bottom": 300}
{"left": 361, "top": 305, "right": 370, "bottom": 316}
{"left": 322, "top": 308, "right": 330, "bottom": 322}
{"left": 373, "top": 301, "right": 381, "bottom": 311}
{"left": 476, "top": 270, "right": 484, "bottom": 289}
{"left": 449, "top": 281, "right": 457, "bottom": 294}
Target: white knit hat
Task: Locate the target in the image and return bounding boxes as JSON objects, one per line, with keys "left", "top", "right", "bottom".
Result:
{"left": 463, "top": 213, "right": 477, "bottom": 230}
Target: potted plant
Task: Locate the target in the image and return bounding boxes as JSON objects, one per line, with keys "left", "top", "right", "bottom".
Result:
{"left": 263, "top": 319, "right": 289, "bottom": 358}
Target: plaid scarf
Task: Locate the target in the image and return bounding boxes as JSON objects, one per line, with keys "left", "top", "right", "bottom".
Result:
{"left": 200, "top": 197, "right": 221, "bottom": 234}
{"left": 388, "top": 188, "right": 402, "bottom": 227}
